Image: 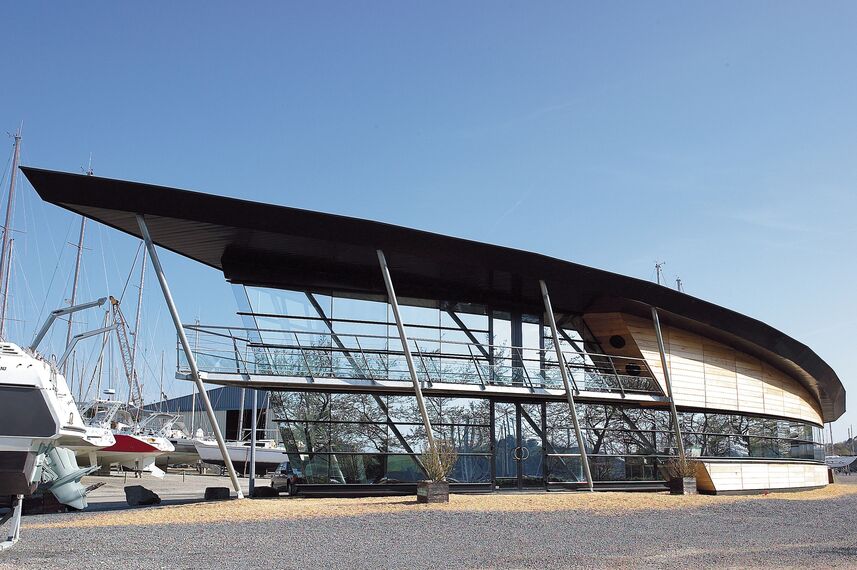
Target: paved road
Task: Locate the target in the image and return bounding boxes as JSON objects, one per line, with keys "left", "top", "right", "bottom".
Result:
{"left": 4, "top": 484, "right": 857, "bottom": 569}
{"left": 80, "top": 472, "right": 252, "bottom": 510}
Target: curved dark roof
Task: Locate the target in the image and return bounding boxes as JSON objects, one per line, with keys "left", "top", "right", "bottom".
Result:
{"left": 21, "top": 166, "right": 845, "bottom": 421}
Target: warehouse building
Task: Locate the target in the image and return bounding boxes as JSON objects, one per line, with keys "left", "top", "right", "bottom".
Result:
{"left": 144, "top": 387, "right": 277, "bottom": 444}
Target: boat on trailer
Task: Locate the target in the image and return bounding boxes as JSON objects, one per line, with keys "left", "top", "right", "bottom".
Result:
{"left": 79, "top": 400, "right": 174, "bottom": 478}
{"left": 0, "top": 341, "right": 103, "bottom": 549}
{"left": 194, "top": 439, "right": 288, "bottom": 475}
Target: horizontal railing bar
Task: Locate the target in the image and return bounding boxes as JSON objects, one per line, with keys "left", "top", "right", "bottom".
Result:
{"left": 236, "top": 311, "right": 491, "bottom": 334}
{"left": 185, "top": 323, "right": 654, "bottom": 365}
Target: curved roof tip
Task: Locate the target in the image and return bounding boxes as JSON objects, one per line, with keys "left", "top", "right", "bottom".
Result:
{"left": 19, "top": 166, "right": 846, "bottom": 422}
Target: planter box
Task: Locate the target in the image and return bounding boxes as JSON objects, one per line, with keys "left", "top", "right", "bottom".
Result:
{"left": 416, "top": 480, "right": 449, "bottom": 504}
{"left": 669, "top": 477, "right": 697, "bottom": 495}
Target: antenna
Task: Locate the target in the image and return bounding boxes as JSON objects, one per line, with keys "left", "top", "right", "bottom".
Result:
{"left": 676, "top": 277, "right": 683, "bottom": 292}
{"left": 654, "top": 261, "right": 665, "bottom": 286}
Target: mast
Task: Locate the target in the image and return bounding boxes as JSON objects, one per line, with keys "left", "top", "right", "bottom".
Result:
{"left": 130, "top": 246, "right": 146, "bottom": 378}
{"left": 190, "top": 318, "right": 199, "bottom": 434}
{"left": 159, "top": 350, "right": 164, "bottom": 413}
{"left": 0, "top": 126, "right": 22, "bottom": 340}
{"left": 62, "top": 217, "right": 86, "bottom": 375}
{"left": 0, "top": 238, "right": 13, "bottom": 340}
{"left": 63, "top": 162, "right": 92, "bottom": 374}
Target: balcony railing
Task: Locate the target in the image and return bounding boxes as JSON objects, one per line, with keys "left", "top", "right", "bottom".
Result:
{"left": 180, "top": 321, "right": 663, "bottom": 397}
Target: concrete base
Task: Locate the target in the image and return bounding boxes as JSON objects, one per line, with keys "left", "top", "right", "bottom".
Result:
{"left": 204, "top": 487, "right": 231, "bottom": 501}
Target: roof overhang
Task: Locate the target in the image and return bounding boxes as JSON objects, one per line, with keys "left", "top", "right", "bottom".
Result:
{"left": 21, "top": 166, "right": 846, "bottom": 422}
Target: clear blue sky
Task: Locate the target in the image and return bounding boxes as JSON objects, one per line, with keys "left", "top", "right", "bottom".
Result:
{"left": 2, "top": 3, "right": 856, "bottom": 438}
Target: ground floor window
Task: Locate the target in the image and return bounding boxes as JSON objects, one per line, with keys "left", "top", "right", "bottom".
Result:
{"left": 271, "top": 392, "right": 825, "bottom": 487}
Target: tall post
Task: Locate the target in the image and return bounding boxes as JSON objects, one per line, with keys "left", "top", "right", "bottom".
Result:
{"left": 233, "top": 338, "right": 246, "bottom": 441}
{"left": 130, "top": 247, "right": 147, "bottom": 376}
{"left": 377, "top": 250, "right": 435, "bottom": 451}
{"left": 0, "top": 127, "right": 21, "bottom": 340}
{"left": 190, "top": 323, "right": 198, "bottom": 434}
{"left": 651, "top": 307, "right": 686, "bottom": 462}
{"left": 63, "top": 217, "right": 86, "bottom": 377}
{"left": 136, "top": 214, "right": 244, "bottom": 498}
{"left": 539, "top": 280, "right": 593, "bottom": 491}
{"left": 0, "top": 239, "right": 13, "bottom": 343}
{"left": 237, "top": 389, "right": 246, "bottom": 441}
{"left": 159, "top": 350, "right": 165, "bottom": 413}
{"left": 249, "top": 388, "right": 257, "bottom": 496}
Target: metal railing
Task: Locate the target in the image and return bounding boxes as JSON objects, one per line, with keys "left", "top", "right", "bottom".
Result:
{"left": 180, "top": 321, "right": 663, "bottom": 396}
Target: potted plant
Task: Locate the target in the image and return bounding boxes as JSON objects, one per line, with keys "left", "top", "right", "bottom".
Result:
{"left": 417, "top": 439, "right": 458, "bottom": 504}
{"left": 664, "top": 457, "right": 699, "bottom": 495}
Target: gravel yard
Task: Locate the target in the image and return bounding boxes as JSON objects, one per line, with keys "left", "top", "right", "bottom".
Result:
{"left": 4, "top": 480, "right": 857, "bottom": 569}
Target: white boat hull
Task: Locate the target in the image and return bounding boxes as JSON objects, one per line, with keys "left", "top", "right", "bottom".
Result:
{"left": 194, "top": 440, "right": 288, "bottom": 474}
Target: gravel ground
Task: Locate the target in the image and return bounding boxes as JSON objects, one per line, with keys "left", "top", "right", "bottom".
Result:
{"left": 4, "top": 481, "right": 857, "bottom": 569}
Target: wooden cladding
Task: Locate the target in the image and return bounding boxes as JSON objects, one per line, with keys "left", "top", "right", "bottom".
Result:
{"left": 696, "top": 461, "right": 827, "bottom": 493}
{"left": 584, "top": 312, "right": 823, "bottom": 425}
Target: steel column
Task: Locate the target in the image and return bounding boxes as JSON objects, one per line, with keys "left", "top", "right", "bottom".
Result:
{"left": 650, "top": 307, "right": 686, "bottom": 462}
{"left": 136, "top": 214, "right": 244, "bottom": 498}
{"left": 539, "top": 280, "right": 594, "bottom": 491}
{"left": 249, "top": 388, "right": 257, "bottom": 495}
{"left": 377, "top": 250, "right": 435, "bottom": 451}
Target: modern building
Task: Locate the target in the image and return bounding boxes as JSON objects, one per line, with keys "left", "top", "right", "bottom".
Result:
{"left": 25, "top": 167, "right": 845, "bottom": 494}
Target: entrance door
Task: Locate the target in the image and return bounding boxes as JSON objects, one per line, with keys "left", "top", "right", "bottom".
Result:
{"left": 493, "top": 401, "right": 545, "bottom": 490}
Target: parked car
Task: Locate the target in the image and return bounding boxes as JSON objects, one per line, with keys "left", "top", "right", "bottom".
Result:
{"left": 270, "top": 461, "right": 304, "bottom": 495}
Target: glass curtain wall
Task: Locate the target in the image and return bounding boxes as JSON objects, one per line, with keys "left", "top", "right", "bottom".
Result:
{"left": 276, "top": 393, "right": 492, "bottom": 486}
{"left": 230, "top": 286, "right": 825, "bottom": 489}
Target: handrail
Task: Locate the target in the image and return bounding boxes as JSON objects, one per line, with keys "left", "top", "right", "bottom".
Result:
{"left": 179, "top": 322, "right": 664, "bottom": 395}
{"left": 184, "top": 322, "right": 654, "bottom": 365}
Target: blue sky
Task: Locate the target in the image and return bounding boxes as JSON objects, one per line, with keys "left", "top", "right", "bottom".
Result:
{"left": 2, "top": 3, "right": 856, "bottom": 438}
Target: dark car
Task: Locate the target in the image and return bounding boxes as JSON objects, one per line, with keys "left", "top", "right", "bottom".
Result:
{"left": 270, "top": 461, "right": 304, "bottom": 495}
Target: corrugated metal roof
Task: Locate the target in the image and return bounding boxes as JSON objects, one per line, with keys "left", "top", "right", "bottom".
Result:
{"left": 144, "top": 386, "right": 270, "bottom": 412}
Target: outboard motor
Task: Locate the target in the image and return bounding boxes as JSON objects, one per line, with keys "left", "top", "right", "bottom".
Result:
{"left": 40, "top": 447, "right": 98, "bottom": 510}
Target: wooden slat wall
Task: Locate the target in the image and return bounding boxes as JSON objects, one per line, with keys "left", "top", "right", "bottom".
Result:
{"left": 616, "top": 314, "right": 823, "bottom": 425}
{"left": 699, "top": 461, "right": 828, "bottom": 492}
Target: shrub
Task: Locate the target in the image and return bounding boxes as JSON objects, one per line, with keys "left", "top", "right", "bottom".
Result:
{"left": 421, "top": 439, "right": 458, "bottom": 482}
{"left": 665, "top": 457, "right": 700, "bottom": 479}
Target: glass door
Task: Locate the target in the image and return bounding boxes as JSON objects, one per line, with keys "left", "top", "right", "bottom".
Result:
{"left": 493, "top": 401, "right": 545, "bottom": 490}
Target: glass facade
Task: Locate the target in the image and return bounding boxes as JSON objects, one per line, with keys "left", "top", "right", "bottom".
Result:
{"left": 274, "top": 391, "right": 825, "bottom": 488}
{"left": 276, "top": 393, "right": 492, "bottom": 485}
{"left": 211, "top": 285, "right": 827, "bottom": 490}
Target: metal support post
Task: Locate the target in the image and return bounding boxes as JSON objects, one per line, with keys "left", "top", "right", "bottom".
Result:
{"left": 377, "top": 250, "right": 435, "bottom": 451}
{"left": 540, "top": 280, "right": 594, "bottom": 491}
{"left": 0, "top": 495, "right": 22, "bottom": 551}
{"left": 249, "top": 388, "right": 257, "bottom": 496}
{"left": 136, "top": 214, "right": 244, "bottom": 498}
{"left": 651, "top": 307, "right": 686, "bottom": 462}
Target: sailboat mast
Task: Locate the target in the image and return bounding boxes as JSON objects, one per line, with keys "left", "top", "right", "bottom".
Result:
{"left": 63, "top": 217, "right": 86, "bottom": 376}
{"left": 0, "top": 239, "right": 14, "bottom": 340}
{"left": 0, "top": 127, "right": 22, "bottom": 340}
{"left": 190, "top": 318, "right": 199, "bottom": 433}
{"left": 63, "top": 162, "right": 92, "bottom": 378}
{"left": 130, "top": 246, "right": 146, "bottom": 376}
{"left": 159, "top": 350, "right": 164, "bottom": 413}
